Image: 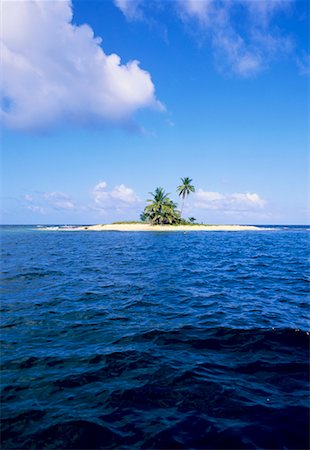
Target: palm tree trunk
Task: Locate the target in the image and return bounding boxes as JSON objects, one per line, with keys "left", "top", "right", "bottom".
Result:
{"left": 181, "top": 199, "right": 185, "bottom": 217}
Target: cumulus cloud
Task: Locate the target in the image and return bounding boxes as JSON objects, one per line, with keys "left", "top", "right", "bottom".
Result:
{"left": 194, "top": 189, "right": 266, "bottom": 211}
{"left": 1, "top": 0, "right": 162, "bottom": 131}
{"left": 23, "top": 182, "right": 140, "bottom": 216}
{"left": 92, "top": 181, "right": 140, "bottom": 209}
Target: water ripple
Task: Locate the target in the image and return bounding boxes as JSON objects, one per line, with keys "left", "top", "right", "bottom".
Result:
{"left": 1, "top": 227, "right": 309, "bottom": 449}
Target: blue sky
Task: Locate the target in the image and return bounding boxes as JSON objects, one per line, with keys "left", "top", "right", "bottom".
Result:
{"left": 1, "top": 0, "right": 309, "bottom": 224}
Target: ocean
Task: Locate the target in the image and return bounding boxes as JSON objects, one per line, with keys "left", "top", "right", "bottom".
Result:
{"left": 1, "top": 225, "right": 309, "bottom": 449}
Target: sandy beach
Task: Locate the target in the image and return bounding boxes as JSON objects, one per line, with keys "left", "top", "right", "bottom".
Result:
{"left": 67, "top": 224, "right": 263, "bottom": 232}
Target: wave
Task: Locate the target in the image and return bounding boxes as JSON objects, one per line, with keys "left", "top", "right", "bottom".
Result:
{"left": 114, "top": 326, "right": 309, "bottom": 350}
{"left": 2, "top": 327, "right": 309, "bottom": 449}
{"left": 2, "top": 228, "right": 309, "bottom": 449}
{"left": 2, "top": 269, "right": 64, "bottom": 282}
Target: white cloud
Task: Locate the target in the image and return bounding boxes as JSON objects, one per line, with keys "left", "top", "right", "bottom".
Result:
{"left": 115, "top": 0, "right": 144, "bottom": 21}
{"left": 23, "top": 183, "right": 140, "bottom": 216}
{"left": 111, "top": 184, "right": 139, "bottom": 203}
{"left": 114, "top": 0, "right": 295, "bottom": 77}
{"left": 194, "top": 189, "right": 266, "bottom": 211}
{"left": 1, "top": 0, "right": 162, "bottom": 131}
{"left": 94, "top": 181, "right": 108, "bottom": 193}
{"left": 213, "top": 30, "right": 263, "bottom": 77}
{"left": 24, "top": 194, "right": 45, "bottom": 213}
{"left": 24, "top": 194, "right": 33, "bottom": 202}
{"left": 177, "top": 0, "right": 225, "bottom": 27}
{"left": 26, "top": 204, "right": 45, "bottom": 214}
{"left": 116, "top": 0, "right": 293, "bottom": 77}
{"left": 92, "top": 181, "right": 140, "bottom": 209}
{"left": 242, "top": 0, "right": 291, "bottom": 24}
{"left": 178, "top": 0, "right": 293, "bottom": 76}
{"left": 297, "top": 53, "right": 310, "bottom": 76}
{"left": 43, "top": 192, "right": 75, "bottom": 210}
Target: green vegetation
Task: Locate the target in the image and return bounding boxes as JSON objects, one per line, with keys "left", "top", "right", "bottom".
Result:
{"left": 142, "top": 187, "right": 181, "bottom": 225}
{"left": 177, "top": 177, "right": 195, "bottom": 217}
{"left": 141, "top": 178, "right": 198, "bottom": 226}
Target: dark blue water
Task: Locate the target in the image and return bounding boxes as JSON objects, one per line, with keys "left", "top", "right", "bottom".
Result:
{"left": 1, "top": 226, "right": 309, "bottom": 449}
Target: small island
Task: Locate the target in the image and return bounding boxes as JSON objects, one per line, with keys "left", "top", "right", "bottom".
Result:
{"left": 77, "top": 223, "right": 262, "bottom": 232}
{"left": 51, "top": 179, "right": 266, "bottom": 232}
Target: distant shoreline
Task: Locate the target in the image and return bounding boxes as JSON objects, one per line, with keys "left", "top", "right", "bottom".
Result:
{"left": 39, "top": 224, "right": 268, "bottom": 232}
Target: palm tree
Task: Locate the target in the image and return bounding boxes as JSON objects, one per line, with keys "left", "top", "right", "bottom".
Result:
{"left": 177, "top": 177, "right": 195, "bottom": 217}
{"left": 143, "top": 187, "right": 181, "bottom": 225}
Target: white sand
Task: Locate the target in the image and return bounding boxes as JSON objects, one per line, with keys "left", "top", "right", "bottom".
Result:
{"left": 71, "top": 224, "right": 263, "bottom": 232}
